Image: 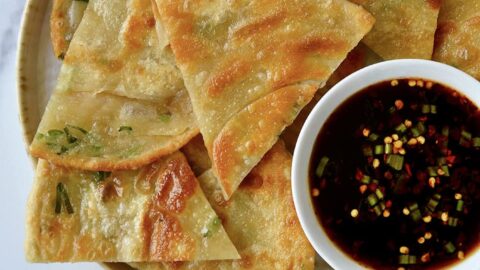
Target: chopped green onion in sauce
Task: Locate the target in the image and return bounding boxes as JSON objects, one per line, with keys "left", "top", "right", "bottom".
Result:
{"left": 315, "top": 156, "right": 329, "bottom": 178}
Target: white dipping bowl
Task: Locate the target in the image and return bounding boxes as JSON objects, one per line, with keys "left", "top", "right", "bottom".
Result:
{"left": 292, "top": 59, "right": 480, "bottom": 270}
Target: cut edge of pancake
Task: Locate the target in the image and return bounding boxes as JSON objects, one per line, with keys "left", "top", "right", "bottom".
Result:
{"left": 30, "top": 127, "right": 199, "bottom": 171}
{"left": 129, "top": 140, "right": 315, "bottom": 270}
{"left": 211, "top": 82, "right": 318, "bottom": 198}
{"left": 152, "top": 0, "right": 375, "bottom": 199}
{"left": 25, "top": 153, "right": 240, "bottom": 262}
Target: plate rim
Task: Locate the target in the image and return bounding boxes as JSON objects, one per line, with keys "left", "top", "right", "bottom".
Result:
{"left": 16, "top": 0, "right": 39, "bottom": 166}
{"left": 16, "top": 0, "right": 128, "bottom": 269}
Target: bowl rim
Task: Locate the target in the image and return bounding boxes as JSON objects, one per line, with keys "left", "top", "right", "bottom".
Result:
{"left": 292, "top": 59, "right": 480, "bottom": 270}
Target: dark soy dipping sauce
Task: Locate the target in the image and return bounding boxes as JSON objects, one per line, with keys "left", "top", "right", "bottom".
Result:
{"left": 309, "top": 79, "right": 480, "bottom": 270}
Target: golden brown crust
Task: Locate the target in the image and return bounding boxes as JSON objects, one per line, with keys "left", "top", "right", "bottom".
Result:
{"left": 212, "top": 83, "right": 317, "bottom": 198}
{"left": 157, "top": 2, "right": 202, "bottom": 64}
{"left": 433, "top": 0, "right": 480, "bottom": 80}
{"left": 143, "top": 210, "right": 195, "bottom": 261}
{"left": 50, "top": 0, "right": 89, "bottom": 59}
{"left": 25, "top": 153, "right": 239, "bottom": 262}
{"left": 206, "top": 60, "right": 251, "bottom": 96}
{"left": 131, "top": 141, "right": 315, "bottom": 270}
{"left": 281, "top": 43, "right": 382, "bottom": 152}
{"left": 358, "top": 0, "right": 441, "bottom": 60}
{"left": 141, "top": 153, "right": 197, "bottom": 260}
{"left": 233, "top": 11, "right": 286, "bottom": 40}
{"left": 33, "top": 0, "right": 200, "bottom": 171}
{"left": 123, "top": 1, "right": 157, "bottom": 51}
{"left": 155, "top": 0, "right": 375, "bottom": 199}
{"left": 50, "top": 0, "right": 70, "bottom": 58}
{"left": 152, "top": 154, "right": 198, "bottom": 213}
{"left": 427, "top": 0, "right": 442, "bottom": 10}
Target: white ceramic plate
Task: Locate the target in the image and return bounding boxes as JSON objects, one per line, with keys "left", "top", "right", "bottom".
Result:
{"left": 16, "top": 0, "right": 331, "bottom": 269}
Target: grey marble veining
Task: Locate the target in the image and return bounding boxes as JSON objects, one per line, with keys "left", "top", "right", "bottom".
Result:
{"left": 0, "top": 0, "right": 25, "bottom": 72}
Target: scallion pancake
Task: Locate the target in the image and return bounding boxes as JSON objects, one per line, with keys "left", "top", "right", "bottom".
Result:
{"left": 352, "top": 0, "right": 441, "bottom": 60}
{"left": 50, "top": 0, "right": 88, "bottom": 59}
{"left": 25, "top": 152, "right": 239, "bottom": 262}
{"left": 282, "top": 43, "right": 383, "bottom": 152}
{"left": 31, "top": 0, "right": 198, "bottom": 171}
{"left": 153, "top": 0, "right": 375, "bottom": 199}
{"left": 131, "top": 141, "right": 315, "bottom": 270}
{"left": 180, "top": 135, "right": 211, "bottom": 177}
{"left": 433, "top": 0, "right": 480, "bottom": 80}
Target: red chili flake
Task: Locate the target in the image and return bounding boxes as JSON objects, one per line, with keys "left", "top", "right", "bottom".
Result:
{"left": 451, "top": 128, "right": 461, "bottom": 141}
{"left": 418, "top": 116, "right": 428, "bottom": 122}
{"left": 413, "top": 184, "right": 423, "bottom": 195}
{"left": 377, "top": 123, "right": 385, "bottom": 132}
{"left": 320, "top": 178, "right": 327, "bottom": 190}
{"left": 384, "top": 171, "right": 393, "bottom": 180}
{"left": 446, "top": 155, "right": 456, "bottom": 164}
{"left": 405, "top": 164, "right": 412, "bottom": 177}
{"left": 386, "top": 200, "right": 392, "bottom": 208}
{"left": 369, "top": 183, "right": 378, "bottom": 192}
{"left": 390, "top": 114, "right": 403, "bottom": 126}
{"left": 355, "top": 169, "right": 363, "bottom": 181}
{"left": 428, "top": 125, "right": 437, "bottom": 137}
{"left": 416, "top": 171, "right": 427, "bottom": 182}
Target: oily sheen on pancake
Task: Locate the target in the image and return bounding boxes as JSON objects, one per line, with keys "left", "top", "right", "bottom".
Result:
{"left": 351, "top": 0, "right": 441, "bottom": 60}
{"left": 30, "top": 0, "right": 198, "bottom": 171}
{"left": 25, "top": 152, "right": 239, "bottom": 262}
{"left": 433, "top": 0, "right": 480, "bottom": 80}
{"left": 130, "top": 141, "right": 315, "bottom": 270}
{"left": 50, "top": 0, "right": 88, "bottom": 59}
{"left": 153, "top": 0, "right": 375, "bottom": 199}
{"left": 282, "top": 43, "right": 383, "bottom": 152}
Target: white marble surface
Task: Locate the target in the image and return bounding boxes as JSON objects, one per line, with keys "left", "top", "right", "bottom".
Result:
{"left": 0, "top": 0, "right": 100, "bottom": 269}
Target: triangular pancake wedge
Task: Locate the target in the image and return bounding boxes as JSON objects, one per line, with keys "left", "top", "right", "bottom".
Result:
{"left": 30, "top": 0, "right": 198, "bottom": 171}
{"left": 351, "top": 0, "right": 441, "bottom": 60}
{"left": 50, "top": 0, "right": 88, "bottom": 59}
{"left": 154, "top": 0, "right": 374, "bottom": 198}
{"left": 131, "top": 141, "right": 315, "bottom": 270}
{"left": 25, "top": 152, "right": 239, "bottom": 262}
{"left": 433, "top": 0, "right": 480, "bottom": 80}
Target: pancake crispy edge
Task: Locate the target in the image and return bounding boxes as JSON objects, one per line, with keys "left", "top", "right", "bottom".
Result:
{"left": 131, "top": 141, "right": 315, "bottom": 270}
{"left": 31, "top": 0, "right": 199, "bottom": 171}
{"left": 154, "top": 0, "right": 375, "bottom": 199}
{"left": 25, "top": 152, "right": 239, "bottom": 262}
{"left": 433, "top": 0, "right": 480, "bottom": 80}
{"left": 351, "top": 0, "right": 441, "bottom": 60}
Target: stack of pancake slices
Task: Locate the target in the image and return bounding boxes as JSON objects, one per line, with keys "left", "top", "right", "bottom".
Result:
{"left": 25, "top": 0, "right": 480, "bottom": 269}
